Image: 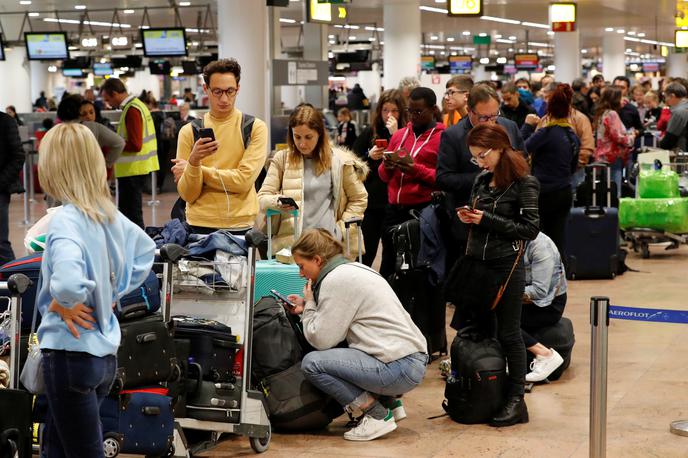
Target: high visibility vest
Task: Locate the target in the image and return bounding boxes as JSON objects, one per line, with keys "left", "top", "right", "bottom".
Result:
{"left": 115, "top": 97, "right": 160, "bottom": 178}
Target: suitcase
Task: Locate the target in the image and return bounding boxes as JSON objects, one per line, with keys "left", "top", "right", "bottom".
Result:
{"left": 113, "top": 315, "right": 180, "bottom": 392}
{"left": 116, "top": 270, "right": 161, "bottom": 321}
{"left": 185, "top": 365, "right": 242, "bottom": 424}
{"left": 0, "top": 254, "right": 41, "bottom": 331}
{"left": 172, "top": 316, "right": 240, "bottom": 383}
{"left": 169, "top": 338, "right": 191, "bottom": 418}
{"left": 100, "top": 387, "right": 175, "bottom": 457}
{"left": 575, "top": 162, "right": 620, "bottom": 208}
{"left": 527, "top": 317, "right": 575, "bottom": 381}
{"left": 442, "top": 326, "right": 507, "bottom": 424}
{"left": 566, "top": 164, "right": 619, "bottom": 280}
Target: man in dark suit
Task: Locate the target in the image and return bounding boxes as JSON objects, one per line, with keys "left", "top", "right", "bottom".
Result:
{"left": 0, "top": 111, "right": 26, "bottom": 264}
{"left": 436, "top": 84, "right": 527, "bottom": 263}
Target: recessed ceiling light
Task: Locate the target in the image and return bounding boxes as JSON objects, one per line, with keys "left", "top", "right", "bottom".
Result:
{"left": 179, "top": 1, "right": 191, "bottom": 6}
{"left": 462, "top": 30, "right": 471, "bottom": 36}
{"left": 19, "top": 0, "right": 31, "bottom": 4}
{"left": 28, "top": 11, "right": 39, "bottom": 16}
{"left": 123, "top": 9, "right": 135, "bottom": 14}
{"left": 430, "top": 35, "right": 439, "bottom": 40}
{"left": 447, "top": 37, "right": 455, "bottom": 42}
{"left": 605, "top": 27, "right": 614, "bottom": 32}
{"left": 508, "top": 35, "right": 517, "bottom": 40}
{"left": 349, "top": 36, "right": 356, "bottom": 40}
{"left": 74, "top": 5, "right": 86, "bottom": 9}
{"left": 617, "top": 29, "right": 625, "bottom": 34}
{"left": 479, "top": 32, "right": 487, "bottom": 37}
{"left": 638, "top": 32, "right": 646, "bottom": 37}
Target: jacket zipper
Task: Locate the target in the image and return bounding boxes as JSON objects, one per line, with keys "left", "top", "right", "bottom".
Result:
{"left": 479, "top": 181, "right": 515, "bottom": 260}
{"left": 395, "top": 127, "right": 436, "bottom": 204}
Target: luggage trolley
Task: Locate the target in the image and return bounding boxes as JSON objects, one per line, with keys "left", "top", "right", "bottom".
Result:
{"left": 157, "top": 243, "right": 271, "bottom": 455}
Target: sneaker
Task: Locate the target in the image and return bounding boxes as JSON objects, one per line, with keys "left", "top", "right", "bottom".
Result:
{"left": 389, "top": 399, "right": 407, "bottom": 422}
{"left": 439, "top": 358, "right": 452, "bottom": 378}
{"left": 343, "top": 411, "right": 397, "bottom": 441}
{"left": 525, "top": 348, "right": 564, "bottom": 382}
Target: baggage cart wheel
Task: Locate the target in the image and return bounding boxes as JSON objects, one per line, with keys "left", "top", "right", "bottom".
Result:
{"left": 249, "top": 426, "right": 271, "bottom": 454}
{"left": 641, "top": 243, "right": 650, "bottom": 259}
{"left": 103, "top": 433, "right": 122, "bottom": 458}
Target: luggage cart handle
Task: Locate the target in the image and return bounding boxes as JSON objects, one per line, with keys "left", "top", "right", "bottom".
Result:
{"left": 0, "top": 274, "right": 32, "bottom": 296}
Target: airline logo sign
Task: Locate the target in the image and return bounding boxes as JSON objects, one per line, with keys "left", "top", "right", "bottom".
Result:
{"left": 550, "top": 2, "right": 576, "bottom": 32}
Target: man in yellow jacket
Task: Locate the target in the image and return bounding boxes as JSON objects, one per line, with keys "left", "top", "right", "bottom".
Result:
{"left": 101, "top": 78, "right": 159, "bottom": 228}
{"left": 172, "top": 59, "right": 268, "bottom": 234}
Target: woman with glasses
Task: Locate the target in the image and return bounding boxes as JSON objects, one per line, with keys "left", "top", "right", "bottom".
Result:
{"left": 447, "top": 123, "right": 539, "bottom": 427}
{"left": 258, "top": 104, "right": 368, "bottom": 257}
{"left": 352, "top": 90, "right": 407, "bottom": 266}
{"left": 377, "top": 87, "right": 445, "bottom": 280}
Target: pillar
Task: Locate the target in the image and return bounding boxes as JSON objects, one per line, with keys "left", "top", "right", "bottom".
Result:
{"left": 0, "top": 47, "right": 32, "bottom": 112}
{"left": 302, "top": 23, "right": 328, "bottom": 109}
{"left": 602, "top": 32, "right": 626, "bottom": 82}
{"left": 554, "top": 29, "right": 580, "bottom": 83}
{"left": 667, "top": 52, "right": 688, "bottom": 78}
{"left": 383, "top": 0, "right": 421, "bottom": 91}
{"left": 217, "top": 0, "right": 269, "bottom": 123}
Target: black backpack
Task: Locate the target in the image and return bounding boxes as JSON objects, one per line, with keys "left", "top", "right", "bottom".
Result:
{"left": 442, "top": 326, "right": 507, "bottom": 424}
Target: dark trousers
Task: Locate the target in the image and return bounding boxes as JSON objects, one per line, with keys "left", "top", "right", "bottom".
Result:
{"left": 361, "top": 206, "right": 386, "bottom": 267}
{"left": 118, "top": 175, "right": 146, "bottom": 229}
{"left": 380, "top": 202, "right": 428, "bottom": 280}
{"left": 0, "top": 193, "right": 14, "bottom": 265}
{"left": 189, "top": 225, "right": 250, "bottom": 236}
{"left": 521, "top": 293, "right": 567, "bottom": 348}
{"left": 41, "top": 350, "right": 116, "bottom": 458}
{"left": 538, "top": 187, "right": 572, "bottom": 261}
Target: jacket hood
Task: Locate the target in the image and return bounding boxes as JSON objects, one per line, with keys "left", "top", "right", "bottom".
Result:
{"left": 332, "top": 146, "right": 370, "bottom": 181}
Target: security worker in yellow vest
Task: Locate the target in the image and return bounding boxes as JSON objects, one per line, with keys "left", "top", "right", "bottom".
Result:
{"left": 100, "top": 78, "right": 159, "bottom": 228}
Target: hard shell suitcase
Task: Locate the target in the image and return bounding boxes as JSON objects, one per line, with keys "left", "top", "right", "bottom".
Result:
{"left": 575, "top": 163, "right": 620, "bottom": 208}
{"left": 113, "top": 314, "right": 180, "bottom": 392}
{"left": 527, "top": 317, "right": 575, "bottom": 381}
{"left": 185, "top": 364, "right": 242, "bottom": 424}
{"left": 172, "top": 316, "right": 240, "bottom": 383}
{"left": 100, "top": 387, "right": 175, "bottom": 457}
{"left": 566, "top": 164, "right": 619, "bottom": 280}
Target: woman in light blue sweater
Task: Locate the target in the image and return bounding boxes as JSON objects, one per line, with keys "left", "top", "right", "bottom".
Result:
{"left": 36, "top": 123, "right": 156, "bottom": 458}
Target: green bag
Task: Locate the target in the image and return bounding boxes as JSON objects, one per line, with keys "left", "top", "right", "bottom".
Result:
{"left": 619, "top": 197, "right": 688, "bottom": 233}
{"left": 638, "top": 169, "right": 679, "bottom": 199}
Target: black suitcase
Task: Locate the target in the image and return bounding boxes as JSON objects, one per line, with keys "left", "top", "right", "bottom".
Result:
{"left": 528, "top": 317, "right": 575, "bottom": 381}
{"left": 169, "top": 338, "right": 191, "bottom": 418}
{"left": 566, "top": 164, "right": 619, "bottom": 280}
{"left": 185, "top": 364, "right": 242, "bottom": 424}
{"left": 574, "top": 163, "right": 620, "bottom": 208}
{"left": 113, "top": 315, "right": 180, "bottom": 392}
{"left": 0, "top": 389, "right": 32, "bottom": 458}
{"left": 443, "top": 326, "right": 507, "bottom": 424}
{"left": 172, "top": 316, "right": 240, "bottom": 383}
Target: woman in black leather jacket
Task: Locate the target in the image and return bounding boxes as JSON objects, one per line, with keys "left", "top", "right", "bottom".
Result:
{"left": 454, "top": 123, "right": 540, "bottom": 427}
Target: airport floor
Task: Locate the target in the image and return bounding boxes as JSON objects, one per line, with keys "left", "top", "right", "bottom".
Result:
{"left": 8, "top": 191, "right": 688, "bottom": 458}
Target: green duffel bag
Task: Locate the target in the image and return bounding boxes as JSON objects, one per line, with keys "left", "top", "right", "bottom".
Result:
{"left": 619, "top": 197, "right": 688, "bottom": 233}
{"left": 638, "top": 169, "right": 680, "bottom": 199}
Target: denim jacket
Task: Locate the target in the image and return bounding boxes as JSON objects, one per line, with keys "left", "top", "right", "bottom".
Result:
{"left": 524, "top": 232, "right": 567, "bottom": 307}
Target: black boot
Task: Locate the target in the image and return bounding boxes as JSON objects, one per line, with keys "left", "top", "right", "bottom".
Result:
{"left": 489, "top": 395, "right": 529, "bottom": 427}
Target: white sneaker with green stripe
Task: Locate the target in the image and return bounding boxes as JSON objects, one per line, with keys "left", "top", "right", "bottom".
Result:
{"left": 389, "top": 399, "right": 407, "bottom": 422}
{"left": 343, "top": 410, "right": 397, "bottom": 441}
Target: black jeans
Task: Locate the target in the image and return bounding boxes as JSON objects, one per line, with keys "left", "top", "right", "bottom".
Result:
{"left": 118, "top": 175, "right": 146, "bottom": 229}
{"left": 521, "top": 293, "right": 567, "bottom": 348}
{"left": 41, "top": 350, "right": 116, "bottom": 458}
{"left": 0, "top": 193, "right": 14, "bottom": 265}
{"left": 361, "top": 206, "right": 386, "bottom": 267}
{"left": 380, "top": 202, "right": 428, "bottom": 280}
{"left": 538, "top": 187, "right": 572, "bottom": 261}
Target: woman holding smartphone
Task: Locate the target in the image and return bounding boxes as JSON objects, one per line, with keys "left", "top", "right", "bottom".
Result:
{"left": 352, "top": 90, "right": 407, "bottom": 266}
{"left": 258, "top": 104, "right": 368, "bottom": 256}
{"left": 449, "top": 123, "right": 539, "bottom": 427}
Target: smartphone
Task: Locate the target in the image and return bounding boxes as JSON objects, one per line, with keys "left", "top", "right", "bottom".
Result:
{"left": 278, "top": 196, "right": 299, "bottom": 209}
{"left": 198, "top": 127, "right": 215, "bottom": 141}
{"left": 271, "top": 289, "right": 296, "bottom": 308}
{"left": 375, "top": 139, "right": 388, "bottom": 149}
{"left": 456, "top": 205, "right": 475, "bottom": 213}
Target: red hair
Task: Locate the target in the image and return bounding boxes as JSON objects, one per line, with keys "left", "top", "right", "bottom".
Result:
{"left": 547, "top": 83, "right": 573, "bottom": 119}
{"left": 466, "top": 123, "right": 530, "bottom": 189}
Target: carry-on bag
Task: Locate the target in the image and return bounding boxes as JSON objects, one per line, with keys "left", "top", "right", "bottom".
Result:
{"left": 575, "top": 162, "right": 620, "bottom": 208}
{"left": 443, "top": 326, "right": 507, "bottom": 424}
{"left": 185, "top": 362, "right": 242, "bottom": 424}
{"left": 115, "top": 270, "right": 161, "bottom": 321}
{"left": 100, "top": 387, "right": 175, "bottom": 457}
{"left": 0, "top": 254, "right": 41, "bottom": 331}
{"left": 566, "top": 164, "right": 619, "bottom": 279}
{"left": 527, "top": 317, "right": 575, "bottom": 381}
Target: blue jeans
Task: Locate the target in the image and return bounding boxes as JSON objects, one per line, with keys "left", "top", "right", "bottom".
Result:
{"left": 41, "top": 350, "right": 116, "bottom": 458}
{"left": 610, "top": 158, "right": 625, "bottom": 198}
{"left": 301, "top": 348, "right": 428, "bottom": 409}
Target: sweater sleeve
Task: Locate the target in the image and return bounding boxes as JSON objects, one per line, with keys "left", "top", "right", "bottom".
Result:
{"left": 606, "top": 112, "right": 634, "bottom": 147}
{"left": 524, "top": 245, "right": 555, "bottom": 302}
{"left": 48, "top": 236, "right": 95, "bottom": 308}
{"left": 176, "top": 124, "right": 202, "bottom": 204}
{"left": 339, "top": 164, "right": 368, "bottom": 222}
{"left": 119, "top": 220, "right": 156, "bottom": 297}
{"left": 301, "top": 277, "right": 360, "bottom": 350}
{"left": 256, "top": 152, "right": 285, "bottom": 211}
{"left": 92, "top": 122, "right": 125, "bottom": 167}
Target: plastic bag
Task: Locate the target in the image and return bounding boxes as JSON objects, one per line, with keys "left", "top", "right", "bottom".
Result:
{"left": 24, "top": 206, "right": 62, "bottom": 253}
{"left": 638, "top": 169, "right": 679, "bottom": 199}
{"left": 619, "top": 197, "right": 688, "bottom": 233}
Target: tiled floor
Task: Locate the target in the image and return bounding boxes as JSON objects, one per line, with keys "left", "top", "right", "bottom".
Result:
{"left": 9, "top": 192, "right": 688, "bottom": 457}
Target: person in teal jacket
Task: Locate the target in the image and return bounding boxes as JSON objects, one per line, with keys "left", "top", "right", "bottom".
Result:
{"left": 36, "top": 122, "right": 156, "bottom": 458}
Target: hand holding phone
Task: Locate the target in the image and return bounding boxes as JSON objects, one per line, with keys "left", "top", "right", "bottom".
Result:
{"left": 278, "top": 196, "right": 299, "bottom": 210}
{"left": 375, "top": 139, "right": 388, "bottom": 149}
{"left": 189, "top": 128, "right": 219, "bottom": 166}
{"left": 271, "top": 289, "right": 296, "bottom": 308}
{"left": 198, "top": 127, "right": 216, "bottom": 141}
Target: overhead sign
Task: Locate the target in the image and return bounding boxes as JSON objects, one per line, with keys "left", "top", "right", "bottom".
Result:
{"left": 473, "top": 35, "right": 491, "bottom": 45}
{"left": 308, "top": 0, "right": 332, "bottom": 23}
{"left": 550, "top": 2, "right": 576, "bottom": 32}
{"left": 448, "top": 0, "right": 483, "bottom": 17}
{"left": 273, "top": 59, "right": 329, "bottom": 86}
{"left": 676, "top": 30, "right": 688, "bottom": 48}
{"left": 450, "top": 55, "right": 472, "bottom": 74}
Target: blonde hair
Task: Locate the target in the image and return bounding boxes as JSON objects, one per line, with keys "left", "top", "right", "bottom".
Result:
{"left": 286, "top": 104, "right": 332, "bottom": 176}
{"left": 292, "top": 228, "right": 343, "bottom": 264}
{"left": 38, "top": 123, "right": 117, "bottom": 224}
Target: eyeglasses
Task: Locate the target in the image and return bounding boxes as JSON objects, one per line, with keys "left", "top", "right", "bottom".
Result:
{"left": 470, "top": 148, "right": 493, "bottom": 165}
{"left": 209, "top": 87, "right": 238, "bottom": 98}
{"left": 471, "top": 110, "right": 500, "bottom": 123}
{"left": 444, "top": 89, "right": 468, "bottom": 98}
{"left": 406, "top": 107, "right": 429, "bottom": 117}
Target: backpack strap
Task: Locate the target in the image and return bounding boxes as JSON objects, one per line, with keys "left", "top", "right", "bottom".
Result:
{"left": 241, "top": 114, "right": 255, "bottom": 150}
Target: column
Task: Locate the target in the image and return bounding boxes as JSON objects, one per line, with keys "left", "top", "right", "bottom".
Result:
{"left": 602, "top": 31, "right": 626, "bottom": 82}
{"left": 383, "top": 0, "right": 421, "bottom": 91}
{"left": 667, "top": 52, "right": 688, "bottom": 78}
{"left": 0, "top": 47, "right": 32, "bottom": 112}
{"left": 217, "top": 0, "right": 269, "bottom": 123}
{"left": 302, "top": 23, "right": 328, "bottom": 109}
{"left": 554, "top": 29, "right": 580, "bottom": 83}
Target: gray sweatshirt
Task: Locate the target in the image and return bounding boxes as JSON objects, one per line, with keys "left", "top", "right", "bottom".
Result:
{"left": 302, "top": 263, "right": 427, "bottom": 363}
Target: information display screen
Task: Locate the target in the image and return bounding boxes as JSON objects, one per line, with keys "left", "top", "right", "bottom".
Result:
{"left": 149, "top": 60, "right": 172, "bottom": 75}
{"left": 63, "top": 68, "right": 84, "bottom": 77}
{"left": 141, "top": 28, "right": 187, "bottom": 57}
{"left": 514, "top": 53, "right": 539, "bottom": 70}
{"left": 449, "top": 55, "right": 472, "bottom": 74}
{"left": 421, "top": 55, "right": 436, "bottom": 71}
{"left": 94, "top": 63, "right": 113, "bottom": 76}
{"left": 25, "top": 32, "right": 69, "bottom": 60}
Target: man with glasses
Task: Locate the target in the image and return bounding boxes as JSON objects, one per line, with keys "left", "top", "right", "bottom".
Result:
{"left": 172, "top": 59, "right": 267, "bottom": 234}
{"left": 443, "top": 75, "right": 473, "bottom": 128}
{"left": 659, "top": 82, "right": 688, "bottom": 151}
{"left": 613, "top": 75, "right": 643, "bottom": 132}
{"left": 437, "top": 84, "right": 526, "bottom": 261}
{"left": 101, "top": 78, "right": 160, "bottom": 228}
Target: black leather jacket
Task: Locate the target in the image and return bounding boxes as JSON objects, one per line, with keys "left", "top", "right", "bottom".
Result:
{"left": 465, "top": 172, "right": 540, "bottom": 260}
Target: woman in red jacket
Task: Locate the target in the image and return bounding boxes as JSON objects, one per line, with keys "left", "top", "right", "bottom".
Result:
{"left": 378, "top": 87, "right": 445, "bottom": 279}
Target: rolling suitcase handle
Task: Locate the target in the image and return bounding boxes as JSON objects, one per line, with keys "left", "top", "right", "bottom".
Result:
{"left": 2, "top": 274, "right": 32, "bottom": 390}
{"left": 344, "top": 218, "right": 364, "bottom": 263}
{"left": 587, "top": 163, "right": 612, "bottom": 215}
{"left": 266, "top": 208, "right": 299, "bottom": 261}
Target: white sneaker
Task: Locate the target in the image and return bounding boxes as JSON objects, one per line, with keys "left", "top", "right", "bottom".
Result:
{"left": 343, "top": 411, "right": 397, "bottom": 441}
{"left": 525, "top": 348, "right": 565, "bottom": 382}
{"left": 389, "top": 399, "right": 407, "bottom": 422}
